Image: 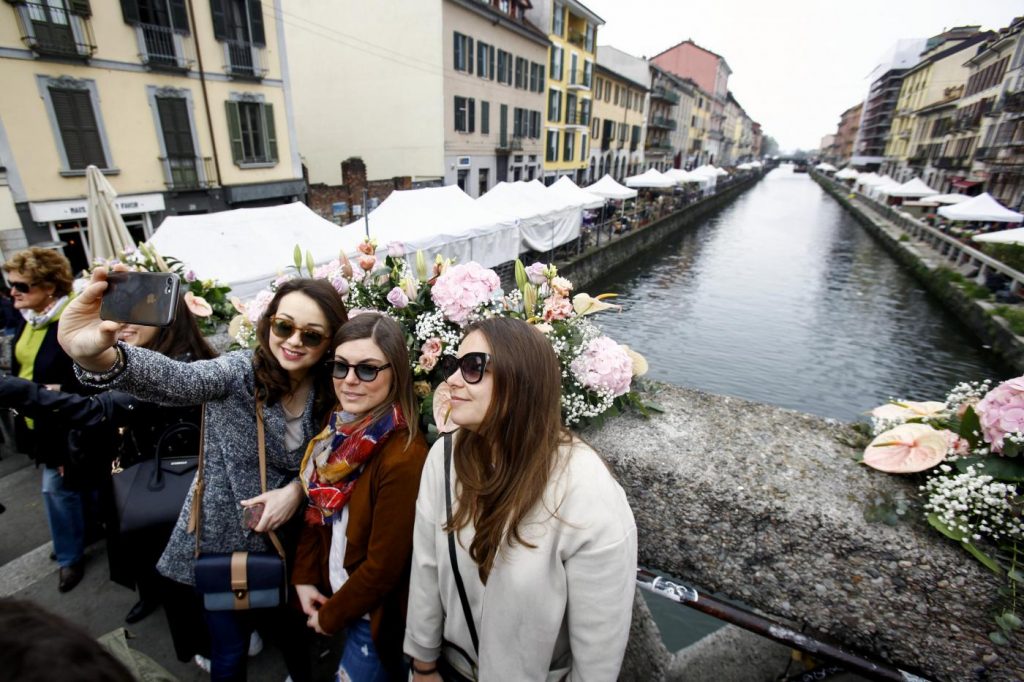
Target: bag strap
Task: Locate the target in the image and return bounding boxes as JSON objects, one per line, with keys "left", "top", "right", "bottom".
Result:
{"left": 255, "top": 400, "right": 287, "bottom": 561}
{"left": 189, "top": 406, "right": 207, "bottom": 558}
{"left": 444, "top": 432, "right": 479, "bottom": 655}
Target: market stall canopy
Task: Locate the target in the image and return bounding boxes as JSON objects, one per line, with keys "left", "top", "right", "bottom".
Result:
{"left": 477, "top": 181, "right": 582, "bottom": 252}
{"left": 625, "top": 168, "right": 676, "bottom": 188}
{"left": 86, "top": 165, "right": 136, "bottom": 261}
{"left": 815, "top": 162, "right": 838, "bottom": 172}
{"left": 549, "top": 177, "right": 605, "bottom": 209}
{"left": 834, "top": 167, "right": 860, "bottom": 180}
{"left": 343, "top": 184, "right": 520, "bottom": 268}
{"left": 938, "top": 192, "right": 1024, "bottom": 223}
{"left": 920, "top": 193, "right": 970, "bottom": 205}
{"left": 586, "top": 174, "right": 639, "bottom": 199}
{"left": 149, "top": 202, "right": 346, "bottom": 299}
{"left": 973, "top": 227, "right": 1024, "bottom": 245}
{"left": 662, "top": 168, "right": 705, "bottom": 184}
{"left": 881, "top": 178, "right": 937, "bottom": 197}
{"left": 694, "top": 164, "right": 728, "bottom": 177}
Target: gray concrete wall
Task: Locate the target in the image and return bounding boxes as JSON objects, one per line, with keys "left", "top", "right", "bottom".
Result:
{"left": 591, "top": 383, "right": 1022, "bottom": 680}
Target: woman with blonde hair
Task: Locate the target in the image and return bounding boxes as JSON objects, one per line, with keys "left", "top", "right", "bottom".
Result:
{"left": 404, "top": 317, "right": 637, "bottom": 681}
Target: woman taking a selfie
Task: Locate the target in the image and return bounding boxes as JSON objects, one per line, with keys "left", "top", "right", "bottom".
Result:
{"left": 292, "top": 312, "right": 428, "bottom": 681}
{"left": 58, "top": 269, "right": 347, "bottom": 682}
{"left": 404, "top": 317, "right": 637, "bottom": 681}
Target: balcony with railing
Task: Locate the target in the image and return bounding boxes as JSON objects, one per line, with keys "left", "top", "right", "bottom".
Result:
{"left": 137, "top": 23, "right": 193, "bottom": 71}
{"left": 496, "top": 135, "right": 524, "bottom": 153}
{"left": 649, "top": 116, "right": 677, "bottom": 131}
{"left": 564, "top": 107, "right": 590, "bottom": 127}
{"left": 933, "top": 156, "right": 969, "bottom": 170}
{"left": 15, "top": 2, "right": 95, "bottom": 59}
{"left": 645, "top": 139, "right": 672, "bottom": 154}
{"left": 567, "top": 69, "right": 591, "bottom": 90}
{"left": 1004, "top": 90, "right": 1024, "bottom": 113}
{"left": 651, "top": 86, "right": 680, "bottom": 105}
{"left": 161, "top": 156, "right": 216, "bottom": 191}
{"left": 224, "top": 39, "right": 268, "bottom": 80}
{"left": 567, "top": 30, "right": 586, "bottom": 48}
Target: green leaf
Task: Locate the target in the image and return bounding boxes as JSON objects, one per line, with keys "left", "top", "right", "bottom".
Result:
{"left": 515, "top": 259, "right": 528, "bottom": 291}
{"left": 958, "top": 406, "right": 982, "bottom": 449}
{"left": 642, "top": 401, "right": 666, "bottom": 413}
{"left": 1009, "top": 569, "right": 1024, "bottom": 584}
{"left": 1002, "top": 612, "right": 1022, "bottom": 630}
{"left": 989, "top": 630, "right": 1010, "bottom": 646}
{"left": 306, "top": 250, "right": 315, "bottom": 278}
{"left": 926, "top": 514, "right": 1004, "bottom": 574}
{"left": 293, "top": 244, "right": 302, "bottom": 272}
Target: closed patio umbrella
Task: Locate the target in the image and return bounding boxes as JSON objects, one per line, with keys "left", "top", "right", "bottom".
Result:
{"left": 86, "top": 165, "right": 136, "bottom": 262}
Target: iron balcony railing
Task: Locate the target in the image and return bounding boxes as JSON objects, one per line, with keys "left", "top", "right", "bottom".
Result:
{"left": 160, "top": 156, "right": 216, "bottom": 190}
{"left": 564, "top": 107, "right": 590, "bottom": 127}
{"left": 567, "top": 31, "right": 586, "bottom": 48}
{"left": 568, "top": 69, "right": 592, "bottom": 89}
{"left": 651, "top": 86, "right": 680, "bottom": 105}
{"left": 1004, "top": 90, "right": 1024, "bottom": 113}
{"left": 224, "top": 39, "right": 268, "bottom": 80}
{"left": 645, "top": 140, "right": 672, "bottom": 153}
{"left": 496, "top": 136, "right": 523, "bottom": 152}
{"left": 933, "top": 156, "right": 968, "bottom": 169}
{"left": 16, "top": 2, "right": 95, "bottom": 59}
{"left": 649, "top": 116, "right": 677, "bottom": 131}
{"left": 138, "top": 23, "right": 193, "bottom": 70}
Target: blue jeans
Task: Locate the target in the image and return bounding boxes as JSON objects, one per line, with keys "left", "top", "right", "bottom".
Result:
{"left": 203, "top": 605, "right": 311, "bottom": 682}
{"left": 41, "top": 466, "right": 85, "bottom": 567}
{"left": 336, "top": 619, "right": 388, "bottom": 682}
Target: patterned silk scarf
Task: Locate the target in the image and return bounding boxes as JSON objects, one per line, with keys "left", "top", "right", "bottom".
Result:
{"left": 300, "top": 403, "right": 406, "bottom": 525}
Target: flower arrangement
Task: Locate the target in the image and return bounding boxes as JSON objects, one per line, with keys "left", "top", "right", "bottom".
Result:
{"left": 229, "top": 241, "right": 650, "bottom": 435}
{"left": 864, "top": 378, "right": 1024, "bottom": 646}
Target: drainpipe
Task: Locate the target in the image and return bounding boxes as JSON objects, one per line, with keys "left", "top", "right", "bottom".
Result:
{"left": 186, "top": 0, "right": 223, "bottom": 189}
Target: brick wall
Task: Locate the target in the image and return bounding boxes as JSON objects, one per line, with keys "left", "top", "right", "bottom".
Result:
{"left": 307, "top": 157, "right": 413, "bottom": 225}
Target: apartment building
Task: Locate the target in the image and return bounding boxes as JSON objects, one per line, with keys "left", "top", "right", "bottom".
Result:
{"left": 665, "top": 73, "right": 694, "bottom": 170}
{"left": 853, "top": 38, "right": 926, "bottom": 168}
{"left": 687, "top": 84, "right": 711, "bottom": 167}
{"left": 645, "top": 66, "right": 680, "bottom": 171}
{"left": 835, "top": 102, "right": 863, "bottom": 163}
{"left": 1, "top": 0, "right": 303, "bottom": 272}
{"left": 525, "top": 0, "right": 603, "bottom": 183}
{"left": 443, "top": 0, "right": 550, "bottom": 195}
{"left": 589, "top": 63, "right": 647, "bottom": 182}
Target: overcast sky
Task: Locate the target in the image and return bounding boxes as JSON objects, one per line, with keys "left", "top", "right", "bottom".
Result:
{"left": 584, "top": 0, "right": 1021, "bottom": 153}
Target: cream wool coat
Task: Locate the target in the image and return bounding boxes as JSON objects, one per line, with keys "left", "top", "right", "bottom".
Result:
{"left": 404, "top": 436, "right": 637, "bottom": 681}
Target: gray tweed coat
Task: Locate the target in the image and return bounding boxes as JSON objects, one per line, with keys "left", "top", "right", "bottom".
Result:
{"left": 78, "top": 344, "right": 319, "bottom": 585}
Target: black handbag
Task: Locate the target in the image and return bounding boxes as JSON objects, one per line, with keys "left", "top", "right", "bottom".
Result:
{"left": 111, "top": 421, "right": 199, "bottom": 534}
{"left": 192, "top": 400, "right": 287, "bottom": 611}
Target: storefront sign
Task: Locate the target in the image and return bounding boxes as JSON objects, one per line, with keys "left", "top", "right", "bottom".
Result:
{"left": 28, "top": 194, "right": 166, "bottom": 223}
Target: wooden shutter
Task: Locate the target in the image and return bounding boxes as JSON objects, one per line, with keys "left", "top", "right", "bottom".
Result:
{"left": 169, "top": 0, "right": 189, "bottom": 32}
{"left": 263, "top": 103, "right": 277, "bottom": 162}
{"left": 247, "top": 0, "right": 265, "bottom": 45}
{"left": 51, "top": 88, "right": 106, "bottom": 169}
{"left": 481, "top": 101, "right": 489, "bottom": 135}
{"left": 119, "top": 0, "right": 140, "bottom": 23}
{"left": 157, "top": 97, "right": 195, "bottom": 158}
{"left": 467, "top": 38, "right": 474, "bottom": 75}
{"left": 489, "top": 46, "right": 495, "bottom": 81}
{"left": 225, "top": 100, "right": 243, "bottom": 162}
{"left": 468, "top": 99, "right": 475, "bottom": 133}
{"left": 209, "top": 0, "right": 227, "bottom": 40}
{"left": 68, "top": 0, "right": 91, "bottom": 16}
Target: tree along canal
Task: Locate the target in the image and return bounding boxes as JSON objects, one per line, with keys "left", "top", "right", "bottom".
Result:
{"left": 590, "top": 164, "right": 1014, "bottom": 655}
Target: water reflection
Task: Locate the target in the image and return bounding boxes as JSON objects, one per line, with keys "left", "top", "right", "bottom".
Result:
{"left": 588, "top": 166, "right": 1012, "bottom": 422}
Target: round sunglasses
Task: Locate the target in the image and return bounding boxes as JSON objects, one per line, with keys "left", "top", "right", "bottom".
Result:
{"left": 327, "top": 360, "right": 391, "bottom": 382}
{"left": 439, "top": 352, "right": 491, "bottom": 384}
{"left": 269, "top": 316, "right": 327, "bottom": 348}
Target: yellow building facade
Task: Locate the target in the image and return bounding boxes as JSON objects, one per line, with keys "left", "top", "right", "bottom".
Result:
{"left": 526, "top": 0, "right": 603, "bottom": 183}
{"left": 688, "top": 86, "right": 710, "bottom": 167}
{"left": 589, "top": 65, "right": 647, "bottom": 182}
{"left": 0, "top": 0, "right": 302, "bottom": 271}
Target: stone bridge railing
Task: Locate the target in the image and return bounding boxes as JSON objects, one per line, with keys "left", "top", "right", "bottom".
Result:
{"left": 590, "top": 383, "right": 1021, "bottom": 681}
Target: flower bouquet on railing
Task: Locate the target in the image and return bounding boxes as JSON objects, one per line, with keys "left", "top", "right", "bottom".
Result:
{"left": 864, "top": 379, "right": 1024, "bottom": 645}
{"left": 229, "top": 240, "right": 652, "bottom": 436}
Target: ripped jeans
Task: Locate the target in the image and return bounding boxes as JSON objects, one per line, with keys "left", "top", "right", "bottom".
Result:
{"left": 336, "top": 619, "right": 387, "bottom": 682}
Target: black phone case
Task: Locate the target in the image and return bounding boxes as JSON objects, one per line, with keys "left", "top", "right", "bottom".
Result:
{"left": 100, "top": 272, "right": 180, "bottom": 327}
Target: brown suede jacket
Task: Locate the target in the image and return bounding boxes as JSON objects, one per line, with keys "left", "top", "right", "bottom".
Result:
{"left": 292, "top": 427, "right": 428, "bottom": 676}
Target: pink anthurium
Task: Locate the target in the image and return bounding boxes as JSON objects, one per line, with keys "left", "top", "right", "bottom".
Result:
{"left": 432, "top": 382, "right": 456, "bottom": 434}
{"left": 184, "top": 291, "right": 213, "bottom": 318}
{"left": 863, "top": 423, "right": 948, "bottom": 473}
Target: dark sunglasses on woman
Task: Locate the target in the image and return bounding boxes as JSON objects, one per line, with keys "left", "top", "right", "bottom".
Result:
{"left": 10, "top": 281, "right": 35, "bottom": 294}
{"left": 439, "top": 352, "right": 491, "bottom": 384}
{"left": 269, "top": 316, "right": 326, "bottom": 348}
{"left": 327, "top": 360, "right": 391, "bottom": 382}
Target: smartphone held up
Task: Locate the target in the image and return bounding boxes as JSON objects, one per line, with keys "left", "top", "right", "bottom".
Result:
{"left": 100, "top": 271, "right": 180, "bottom": 327}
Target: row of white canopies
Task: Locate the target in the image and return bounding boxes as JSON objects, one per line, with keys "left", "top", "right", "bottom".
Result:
{"left": 151, "top": 175, "right": 655, "bottom": 298}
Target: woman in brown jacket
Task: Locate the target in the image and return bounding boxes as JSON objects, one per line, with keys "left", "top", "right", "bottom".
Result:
{"left": 293, "top": 312, "right": 427, "bottom": 681}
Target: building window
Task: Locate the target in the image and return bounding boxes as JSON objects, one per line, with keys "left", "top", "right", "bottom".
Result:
{"left": 155, "top": 95, "right": 201, "bottom": 188}
{"left": 529, "top": 110, "right": 541, "bottom": 139}
{"left": 481, "top": 101, "right": 489, "bottom": 135}
{"left": 16, "top": 0, "right": 94, "bottom": 59}
{"left": 580, "top": 98, "right": 590, "bottom": 126}
{"left": 595, "top": 77, "right": 603, "bottom": 99}
{"left": 563, "top": 130, "right": 574, "bottom": 161}
{"left": 514, "top": 57, "right": 527, "bottom": 89}
{"left": 546, "top": 130, "right": 559, "bottom": 162}
{"left": 529, "top": 62, "right": 545, "bottom": 92}
{"left": 38, "top": 75, "right": 113, "bottom": 174}
{"left": 457, "top": 168, "right": 468, "bottom": 191}
{"left": 210, "top": 0, "right": 267, "bottom": 78}
{"left": 477, "top": 41, "right": 490, "bottom": 79}
{"left": 121, "top": 0, "right": 191, "bottom": 69}
{"left": 552, "top": 3, "right": 563, "bottom": 36}
{"left": 584, "top": 23, "right": 594, "bottom": 52}
{"left": 547, "top": 88, "right": 561, "bottom": 123}
{"left": 453, "top": 32, "right": 473, "bottom": 73}
{"left": 550, "top": 46, "right": 563, "bottom": 82}
{"left": 591, "top": 117, "right": 599, "bottom": 138}
{"left": 497, "top": 50, "right": 512, "bottom": 85}
{"left": 478, "top": 167, "right": 489, "bottom": 196}
{"left": 226, "top": 95, "right": 277, "bottom": 166}
{"left": 454, "top": 96, "right": 475, "bottom": 133}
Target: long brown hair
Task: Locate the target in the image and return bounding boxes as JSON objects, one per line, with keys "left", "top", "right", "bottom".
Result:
{"left": 332, "top": 312, "right": 419, "bottom": 446}
{"left": 252, "top": 279, "right": 347, "bottom": 422}
{"left": 144, "top": 294, "right": 217, "bottom": 361}
{"left": 448, "top": 317, "right": 568, "bottom": 583}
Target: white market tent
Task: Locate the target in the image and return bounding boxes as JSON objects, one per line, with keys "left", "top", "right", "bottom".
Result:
{"left": 477, "top": 181, "right": 582, "bottom": 252}
{"left": 625, "top": 168, "right": 676, "bottom": 188}
{"left": 881, "top": 178, "right": 937, "bottom": 198}
{"left": 586, "top": 174, "right": 638, "bottom": 200}
{"left": 920, "top": 193, "right": 970, "bottom": 205}
{"left": 549, "top": 177, "right": 605, "bottom": 209}
{"left": 835, "top": 167, "right": 860, "bottom": 180}
{"left": 662, "top": 168, "right": 705, "bottom": 185}
{"left": 149, "top": 202, "right": 347, "bottom": 299}
{"left": 342, "top": 185, "right": 520, "bottom": 268}
{"left": 938, "top": 192, "right": 1024, "bottom": 223}
{"left": 973, "top": 228, "right": 1024, "bottom": 245}
{"left": 815, "top": 162, "right": 838, "bottom": 172}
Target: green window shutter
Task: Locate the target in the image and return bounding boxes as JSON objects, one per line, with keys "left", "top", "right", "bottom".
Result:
{"left": 51, "top": 88, "right": 106, "bottom": 169}
{"left": 263, "top": 103, "right": 277, "bottom": 162}
{"left": 169, "top": 0, "right": 190, "bottom": 33}
{"left": 209, "top": 0, "right": 228, "bottom": 40}
{"left": 157, "top": 97, "right": 195, "bottom": 158}
{"left": 247, "top": 0, "right": 265, "bottom": 45}
{"left": 225, "top": 101, "right": 243, "bottom": 162}
{"left": 481, "top": 101, "right": 489, "bottom": 135}
{"left": 68, "top": 0, "right": 91, "bottom": 16}
{"left": 119, "top": 0, "right": 140, "bottom": 24}
{"left": 468, "top": 99, "right": 475, "bottom": 133}
{"left": 489, "top": 46, "right": 495, "bottom": 81}
{"left": 467, "top": 37, "right": 474, "bottom": 75}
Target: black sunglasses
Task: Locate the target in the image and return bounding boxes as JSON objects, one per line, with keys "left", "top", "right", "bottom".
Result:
{"left": 328, "top": 360, "right": 391, "bottom": 382}
{"left": 10, "top": 281, "right": 36, "bottom": 294}
{"left": 269, "top": 316, "right": 327, "bottom": 348}
{"left": 439, "top": 352, "right": 491, "bottom": 385}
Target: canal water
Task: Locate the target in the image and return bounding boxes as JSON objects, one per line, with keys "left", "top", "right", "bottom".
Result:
{"left": 591, "top": 165, "right": 1013, "bottom": 653}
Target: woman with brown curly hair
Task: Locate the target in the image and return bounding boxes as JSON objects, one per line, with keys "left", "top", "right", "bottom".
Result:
{"left": 2, "top": 247, "right": 92, "bottom": 593}
{"left": 404, "top": 317, "right": 637, "bottom": 681}
{"left": 58, "top": 270, "right": 347, "bottom": 682}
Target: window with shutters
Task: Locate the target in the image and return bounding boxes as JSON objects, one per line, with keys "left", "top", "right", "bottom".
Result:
{"left": 476, "top": 41, "right": 490, "bottom": 79}
{"left": 39, "top": 77, "right": 114, "bottom": 175}
{"left": 546, "top": 130, "right": 558, "bottom": 162}
{"left": 121, "top": 0, "right": 192, "bottom": 69}
{"left": 453, "top": 33, "right": 473, "bottom": 74}
{"left": 454, "top": 96, "right": 475, "bottom": 133}
{"left": 154, "top": 94, "right": 206, "bottom": 188}
{"left": 496, "top": 50, "right": 512, "bottom": 85}
{"left": 210, "top": 0, "right": 266, "bottom": 79}
{"left": 514, "top": 57, "right": 527, "bottom": 89}
{"left": 481, "top": 101, "right": 490, "bottom": 135}
{"left": 563, "top": 130, "right": 574, "bottom": 162}
{"left": 547, "top": 88, "right": 561, "bottom": 123}
{"left": 529, "top": 111, "right": 541, "bottom": 139}
{"left": 13, "top": 0, "right": 95, "bottom": 58}
{"left": 549, "top": 46, "right": 562, "bottom": 82}
{"left": 225, "top": 96, "right": 277, "bottom": 167}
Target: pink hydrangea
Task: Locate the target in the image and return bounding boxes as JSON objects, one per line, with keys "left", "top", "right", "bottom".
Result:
{"left": 246, "top": 289, "right": 275, "bottom": 324}
{"left": 570, "top": 336, "right": 633, "bottom": 397}
{"left": 975, "top": 376, "right": 1024, "bottom": 452}
{"left": 430, "top": 262, "right": 501, "bottom": 325}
